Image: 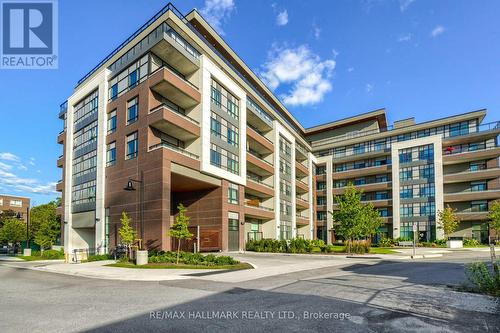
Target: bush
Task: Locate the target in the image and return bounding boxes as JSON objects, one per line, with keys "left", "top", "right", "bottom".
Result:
{"left": 378, "top": 237, "right": 394, "bottom": 247}
{"left": 87, "top": 254, "right": 112, "bottom": 262}
{"left": 148, "top": 251, "right": 239, "bottom": 266}
{"left": 463, "top": 239, "right": 480, "bottom": 247}
{"left": 40, "top": 249, "right": 64, "bottom": 259}
{"left": 343, "top": 240, "right": 371, "bottom": 254}
{"left": 466, "top": 262, "right": 500, "bottom": 297}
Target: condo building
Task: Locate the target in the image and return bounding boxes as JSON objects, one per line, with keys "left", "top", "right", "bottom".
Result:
{"left": 56, "top": 3, "right": 500, "bottom": 254}
{"left": 0, "top": 194, "right": 30, "bottom": 222}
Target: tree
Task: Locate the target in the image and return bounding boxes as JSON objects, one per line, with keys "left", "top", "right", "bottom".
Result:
{"left": 0, "top": 218, "right": 26, "bottom": 250}
{"left": 31, "top": 201, "right": 60, "bottom": 251}
{"left": 437, "top": 205, "right": 460, "bottom": 239}
{"left": 0, "top": 209, "right": 17, "bottom": 229}
{"left": 169, "top": 204, "right": 193, "bottom": 264}
{"left": 488, "top": 201, "right": 500, "bottom": 236}
{"left": 330, "top": 185, "right": 383, "bottom": 253}
{"left": 118, "top": 212, "right": 136, "bottom": 260}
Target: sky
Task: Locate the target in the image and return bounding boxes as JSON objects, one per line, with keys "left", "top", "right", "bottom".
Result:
{"left": 0, "top": 0, "right": 499, "bottom": 205}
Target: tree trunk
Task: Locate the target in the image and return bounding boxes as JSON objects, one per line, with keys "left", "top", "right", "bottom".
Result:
{"left": 176, "top": 239, "right": 181, "bottom": 265}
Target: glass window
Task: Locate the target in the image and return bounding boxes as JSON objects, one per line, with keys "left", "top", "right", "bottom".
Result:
{"left": 227, "top": 127, "right": 238, "bottom": 146}
{"left": 471, "top": 181, "right": 487, "bottom": 192}
{"left": 126, "top": 132, "right": 138, "bottom": 160}
{"left": 471, "top": 201, "right": 488, "bottom": 212}
{"left": 316, "top": 166, "right": 326, "bottom": 175}
{"left": 317, "top": 196, "right": 326, "bottom": 205}
{"left": 210, "top": 149, "right": 221, "bottom": 167}
{"left": 10, "top": 200, "right": 22, "bottom": 207}
{"left": 211, "top": 86, "right": 221, "bottom": 107}
{"left": 211, "top": 117, "right": 221, "bottom": 137}
{"left": 354, "top": 178, "right": 366, "bottom": 185}
{"left": 470, "top": 161, "right": 486, "bottom": 172}
{"left": 107, "top": 110, "right": 117, "bottom": 134}
{"left": 228, "top": 183, "right": 239, "bottom": 204}
{"left": 128, "top": 70, "right": 138, "bottom": 88}
{"left": 110, "top": 84, "right": 118, "bottom": 100}
{"left": 227, "top": 156, "right": 239, "bottom": 174}
{"left": 400, "top": 186, "right": 412, "bottom": 199}
{"left": 378, "top": 208, "right": 389, "bottom": 217}
{"left": 106, "top": 142, "right": 116, "bottom": 166}
{"left": 127, "top": 97, "right": 138, "bottom": 125}
{"left": 317, "top": 182, "right": 326, "bottom": 190}
{"left": 375, "top": 191, "right": 388, "bottom": 200}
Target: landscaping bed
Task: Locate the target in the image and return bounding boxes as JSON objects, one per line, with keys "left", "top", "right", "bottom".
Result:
{"left": 19, "top": 249, "right": 65, "bottom": 261}
{"left": 106, "top": 262, "right": 253, "bottom": 270}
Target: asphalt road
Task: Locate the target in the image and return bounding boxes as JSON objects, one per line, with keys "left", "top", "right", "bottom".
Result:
{"left": 0, "top": 252, "right": 498, "bottom": 333}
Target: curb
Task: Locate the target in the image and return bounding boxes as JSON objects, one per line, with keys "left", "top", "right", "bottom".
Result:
{"left": 398, "top": 254, "right": 443, "bottom": 259}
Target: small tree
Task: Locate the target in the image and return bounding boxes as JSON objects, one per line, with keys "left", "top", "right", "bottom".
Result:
{"left": 34, "top": 219, "right": 60, "bottom": 253}
{"left": 30, "top": 201, "right": 60, "bottom": 243}
{"left": 0, "top": 218, "right": 26, "bottom": 251}
{"left": 488, "top": 201, "right": 500, "bottom": 237}
{"left": 169, "top": 203, "right": 193, "bottom": 264}
{"left": 330, "top": 185, "right": 383, "bottom": 253}
{"left": 437, "top": 205, "right": 460, "bottom": 239}
{"left": 0, "top": 209, "right": 17, "bottom": 229}
{"left": 118, "top": 212, "right": 136, "bottom": 260}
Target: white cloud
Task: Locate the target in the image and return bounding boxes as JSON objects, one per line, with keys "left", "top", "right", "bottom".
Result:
{"left": 347, "top": 67, "right": 355, "bottom": 72}
{"left": 0, "top": 168, "right": 57, "bottom": 195}
{"left": 0, "top": 152, "right": 20, "bottom": 162}
{"left": 200, "top": 0, "right": 235, "bottom": 35}
{"left": 365, "top": 83, "right": 374, "bottom": 93}
{"left": 276, "top": 9, "right": 288, "bottom": 26}
{"left": 331, "top": 49, "right": 339, "bottom": 58}
{"left": 313, "top": 25, "right": 321, "bottom": 39}
{"left": 431, "top": 25, "right": 445, "bottom": 37}
{"left": 0, "top": 161, "right": 12, "bottom": 171}
{"left": 399, "top": 0, "right": 416, "bottom": 12}
{"left": 397, "top": 33, "right": 412, "bottom": 42}
{"left": 260, "top": 45, "right": 336, "bottom": 106}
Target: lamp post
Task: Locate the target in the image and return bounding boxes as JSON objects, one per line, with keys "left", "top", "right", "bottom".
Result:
{"left": 17, "top": 207, "right": 30, "bottom": 255}
{"left": 123, "top": 171, "right": 144, "bottom": 248}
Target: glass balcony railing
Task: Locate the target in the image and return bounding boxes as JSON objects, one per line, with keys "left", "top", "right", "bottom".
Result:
{"left": 149, "top": 142, "right": 199, "bottom": 159}
{"left": 443, "top": 142, "right": 498, "bottom": 155}
{"left": 246, "top": 175, "right": 274, "bottom": 189}
{"left": 245, "top": 203, "right": 274, "bottom": 212}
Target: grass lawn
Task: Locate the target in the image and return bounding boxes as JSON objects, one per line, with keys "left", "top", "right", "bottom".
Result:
{"left": 106, "top": 262, "right": 253, "bottom": 270}
{"left": 19, "top": 256, "right": 64, "bottom": 261}
{"left": 369, "top": 247, "right": 398, "bottom": 254}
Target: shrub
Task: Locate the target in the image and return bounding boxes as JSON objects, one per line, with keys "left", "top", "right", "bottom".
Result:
{"left": 324, "top": 245, "right": 337, "bottom": 253}
{"left": 466, "top": 262, "right": 500, "bottom": 297}
{"left": 40, "top": 249, "right": 64, "bottom": 259}
{"left": 87, "top": 254, "right": 112, "bottom": 262}
{"left": 289, "top": 238, "right": 308, "bottom": 253}
{"left": 344, "top": 240, "right": 371, "bottom": 254}
{"left": 463, "top": 239, "right": 480, "bottom": 247}
{"left": 147, "top": 251, "right": 239, "bottom": 266}
{"left": 378, "top": 237, "right": 394, "bottom": 247}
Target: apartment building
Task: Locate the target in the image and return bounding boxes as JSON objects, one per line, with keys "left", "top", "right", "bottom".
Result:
{"left": 0, "top": 194, "right": 30, "bottom": 222}
{"left": 56, "top": 3, "right": 499, "bottom": 254}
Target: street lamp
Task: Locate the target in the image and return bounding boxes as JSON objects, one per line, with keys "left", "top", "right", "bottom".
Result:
{"left": 124, "top": 171, "right": 144, "bottom": 248}
{"left": 16, "top": 207, "right": 30, "bottom": 255}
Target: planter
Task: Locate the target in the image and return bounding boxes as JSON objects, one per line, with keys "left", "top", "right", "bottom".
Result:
{"left": 447, "top": 239, "right": 463, "bottom": 248}
{"left": 136, "top": 250, "right": 148, "bottom": 266}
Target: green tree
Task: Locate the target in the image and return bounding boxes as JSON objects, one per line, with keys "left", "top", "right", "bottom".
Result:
{"left": 118, "top": 212, "right": 136, "bottom": 260}
{"left": 437, "top": 205, "right": 460, "bottom": 239}
{"left": 0, "top": 218, "right": 27, "bottom": 249}
{"left": 169, "top": 204, "right": 193, "bottom": 264}
{"left": 0, "top": 209, "right": 17, "bottom": 229}
{"left": 31, "top": 201, "right": 60, "bottom": 250}
{"left": 488, "top": 200, "right": 500, "bottom": 235}
{"left": 330, "top": 185, "right": 383, "bottom": 253}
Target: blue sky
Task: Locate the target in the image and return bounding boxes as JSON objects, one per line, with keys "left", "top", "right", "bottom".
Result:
{"left": 0, "top": 0, "right": 499, "bottom": 205}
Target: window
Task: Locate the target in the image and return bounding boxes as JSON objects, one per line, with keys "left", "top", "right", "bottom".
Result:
{"left": 316, "top": 166, "right": 326, "bottom": 175}
{"left": 211, "top": 117, "right": 221, "bottom": 137}
{"left": 400, "top": 186, "right": 413, "bottom": 199}
{"left": 375, "top": 191, "right": 388, "bottom": 200}
{"left": 400, "top": 167, "right": 412, "bottom": 181}
{"left": 211, "top": 86, "right": 221, "bottom": 107}
{"left": 210, "top": 149, "right": 221, "bottom": 167}
{"left": 334, "top": 148, "right": 346, "bottom": 158}
{"left": 110, "top": 83, "right": 118, "bottom": 100}
{"left": 378, "top": 208, "right": 389, "bottom": 217}
{"left": 354, "top": 161, "right": 365, "bottom": 169}
{"left": 317, "top": 182, "right": 326, "bottom": 190}
{"left": 450, "top": 121, "right": 469, "bottom": 137}
{"left": 399, "top": 150, "right": 412, "bottom": 163}
{"left": 354, "top": 144, "right": 365, "bottom": 155}
{"left": 469, "top": 142, "right": 485, "bottom": 151}
{"left": 400, "top": 204, "right": 413, "bottom": 217}
{"left": 126, "top": 132, "right": 138, "bottom": 160}
{"left": 420, "top": 165, "right": 434, "bottom": 180}
{"left": 317, "top": 196, "right": 326, "bottom": 205}
{"left": 374, "top": 140, "right": 386, "bottom": 151}
{"left": 471, "top": 201, "right": 488, "bottom": 212}
{"left": 471, "top": 181, "right": 487, "bottom": 192}
{"left": 10, "top": 199, "right": 22, "bottom": 207}
{"left": 107, "top": 110, "right": 117, "bottom": 134}
{"left": 335, "top": 180, "right": 347, "bottom": 188}
{"left": 227, "top": 127, "right": 238, "bottom": 146}
{"left": 420, "top": 183, "right": 435, "bottom": 197}
{"left": 127, "top": 97, "right": 138, "bottom": 125}
{"left": 128, "top": 70, "right": 138, "bottom": 88}
{"left": 354, "top": 178, "right": 366, "bottom": 185}
{"left": 228, "top": 183, "right": 239, "bottom": 204}
{"left": 106, "top": 142, "right": 116, "bottom": 166}
{"left": 227, "top": 156, "right": 239, "bottom": 174}
{"left": 418, "top": 145, "right": 434, "bottom": 161}
{"left": 420, "top": 202, "right": 436, "bottom": 216}
{"left": 227, "top": 98, "right": 239, "bottom": 119}
{"left": 470, "top": 161, "right": 486, "bottom": 172}
{"left": 317, "top": 211, "right": 327, "bottom": 221}
{"left": 376, "top": 175, "right": 388, "bottom": 183}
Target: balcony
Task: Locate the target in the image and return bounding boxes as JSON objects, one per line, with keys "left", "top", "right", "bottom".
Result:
{"left": 296, "top": 179, "right": 309, "bottom": 194}
{"left": 444, "top": 189, "right": 500, "bottom": 203}
{"left": 443, "top": 144, "right": 500, "bottom": 165}
{"left": 57, "top": 155, "right": 64, "bottom": 168}
{"left": 296, "top": 197, "right": 309, "bottom": 210}
{"left": 332, "top": 147, "right": 391, "bottom": 164}
{"left": 246, "top": 176, "right": 274, "bottom": 198}
{"left": 56, "top": 180, "right": 64, "bottom": 192}
{"left": 296, "top": 161, "right": 308, "bottom": 177}
{"left": 247, "top": 151, "right": 274, "bottom": 176}
{"left": 246, "top": 98, "right": 273, "bottom": 132}
{"left": 333, "top": 198, "right": 392, "bottom": 209}
{"left": 58, "top": 101, "right": 67, "bottom": 119}
{"left": 295, "top": 143, "right": 308, "bottom": 161}
{"left": 455, "top": 211, "right": 489, "bottom": 221}
{"left": 149, "top": 142, "right": 199, "bottom": 161}
{"left": 244, "top": 203, "right": 275, "bottom": 220}
{"left": 333, "top": 164, "right": 391, "bottom": 180}
{"left": 443, "top": 121, "right": 500, "bottom": 146}
{"left": 247, "top": 126, "right": 273, "bottom": 155}
{"left": 296, "top": 214, "right": 309, "bottom": 226}
{"left": 332, "top": 181, "right": 392, "bottom": 195}
{"left": 149, "top": 66, "right": 200, "bottom": 109}
{"left": 444, "top": 168, "right": 500, "bottom": 184}
{"left": 57, "top": 130, "right": 65, "bottom": 144}
{"left": 148, "top": 104, "right": 200, "bottom": 141}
